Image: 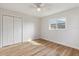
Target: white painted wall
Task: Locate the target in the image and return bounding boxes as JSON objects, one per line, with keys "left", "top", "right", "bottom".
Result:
{"left": 23, "top": 16, "right": 41, "bottom": 42}
{"left": 0, "top": 8, "right": 40, "bottom": 47}
{"left": 41, "top": 7, "right": 79, "bottom": 49}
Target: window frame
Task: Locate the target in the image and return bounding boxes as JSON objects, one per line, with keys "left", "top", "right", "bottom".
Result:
{"left": 49, "top": 17, "right": 67, "bottom": 30}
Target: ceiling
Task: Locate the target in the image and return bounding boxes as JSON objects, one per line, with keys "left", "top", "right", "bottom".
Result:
{"left": 0, "top": 3, "right": 79, "bottom": 17}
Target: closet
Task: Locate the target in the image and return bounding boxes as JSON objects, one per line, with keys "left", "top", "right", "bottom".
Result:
{"left": 3, "top": 16, "right": 14, "bottom": 46}
{"left": 2, "top": 15, "right": 22, "bottom": 47}
{"left": 14, "top": 17, "right": 22, "bottom": 44}
{"left": 0, "top": 15, "right": 2, "bottom": 47}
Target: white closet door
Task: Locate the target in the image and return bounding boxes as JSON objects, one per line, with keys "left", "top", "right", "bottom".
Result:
{"left": 14, "top": 17, "right": 22, "bottom": 43}
{"left": 3, "top": 16, "right": 14, "bottom": 46}
{"left": 0, "top": 16, "right": 2, "bottom": 47}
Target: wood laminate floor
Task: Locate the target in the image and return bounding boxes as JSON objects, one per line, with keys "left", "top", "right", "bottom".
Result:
{"left": 0, "top": 39, "right": 79, "bottom": 56}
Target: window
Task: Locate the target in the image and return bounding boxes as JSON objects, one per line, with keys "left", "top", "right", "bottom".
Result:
{"left": 49, "top": 17, "right": 66, "bottom": 30}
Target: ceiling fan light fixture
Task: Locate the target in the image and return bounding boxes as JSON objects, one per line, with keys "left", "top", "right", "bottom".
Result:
{"left": 37, "top": 7, "right": 41, "bottom": 11}
{"left": 33, "top": 3, "right": 44, "bottom": 12}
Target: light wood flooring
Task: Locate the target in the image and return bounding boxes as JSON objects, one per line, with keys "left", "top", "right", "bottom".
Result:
{"left": 0, "top": 39, "right": 79, "bottom": 56}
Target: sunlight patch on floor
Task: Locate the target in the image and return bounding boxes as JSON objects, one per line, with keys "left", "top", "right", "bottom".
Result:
{"left": 27, "top": 38, "right": 42, "bottom": 46}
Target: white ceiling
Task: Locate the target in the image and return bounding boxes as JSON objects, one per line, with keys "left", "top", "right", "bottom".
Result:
{"left": 0, "top": 3, "right": 79, "bottom": 17}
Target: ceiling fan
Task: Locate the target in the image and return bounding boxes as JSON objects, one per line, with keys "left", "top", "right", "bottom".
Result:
{"left": 32, "top": 3, "right": 45, "bottom": 12}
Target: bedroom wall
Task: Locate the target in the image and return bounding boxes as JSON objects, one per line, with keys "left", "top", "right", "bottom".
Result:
{"left": 40, "top": 7, "right": 79, "bottom": 49}
{"left": 0, "top": 8, "right": 40, "bottom": 47}
{"left": 23, "top": 16, "right": 41, "bottom": 42}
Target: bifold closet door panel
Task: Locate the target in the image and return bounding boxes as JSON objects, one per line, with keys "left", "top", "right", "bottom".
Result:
{"left": 0, "top": 15, "right": 2, "bottom": 47}
{"left": 3, "top": 16, "right": 14, "bottom": 46}
{"left": 14, "top": 17, "right": 22, "bottom": 43}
